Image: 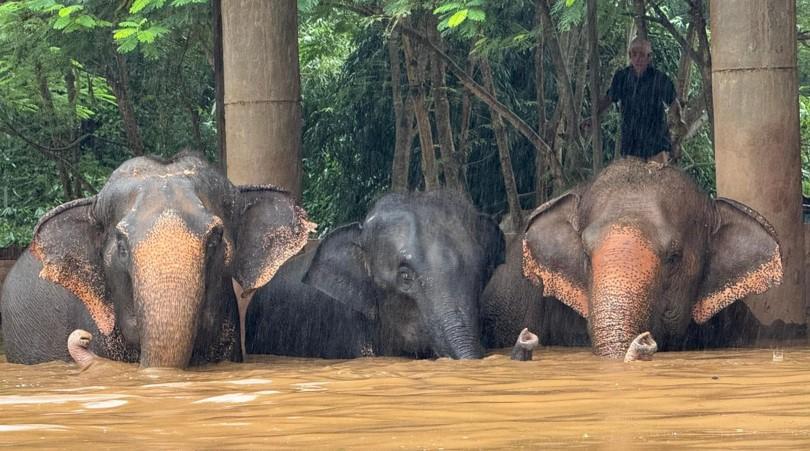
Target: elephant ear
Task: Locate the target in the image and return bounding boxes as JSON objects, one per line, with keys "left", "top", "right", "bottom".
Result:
{"left": 692, "top": 198, "right": 783, "bottom": 324}
{"left": 474, "top": 213, "right": 506, "bottom": 283}
{"left": 29, "top": 197, "right": 116, "bottom": 335}
{"left": 232, "top": 185, "right": 317, "bottom": 295}
{"left": 522, "top": 192, "right": 589, "bottom": 318}
{"left": 302, "top": 223, "right": 378, "bottom": 320}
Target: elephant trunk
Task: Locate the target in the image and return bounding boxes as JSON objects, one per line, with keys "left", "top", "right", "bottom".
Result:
{"left": 132, "top": 214, "right": 206, "bottom": 368}
{"left": 433, "top": 297, "right": 484, "bottom": 359}
{"left": 589, "top": 225, "right": 660, "bottom": 359}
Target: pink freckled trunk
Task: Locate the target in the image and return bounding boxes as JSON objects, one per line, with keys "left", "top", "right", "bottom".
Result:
{"left": 589, "top": 226, "right": 660, "bottom": 359}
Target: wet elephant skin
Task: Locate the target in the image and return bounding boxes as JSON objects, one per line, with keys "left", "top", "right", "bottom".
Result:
{"left": 521, "top": 158, "right": 783, "bottom": 358}
{"left": 246, "top": 191, "right": 505, "bottom": 359}
{"left": 1, "top": 151, "right": 314, "bottom": 368}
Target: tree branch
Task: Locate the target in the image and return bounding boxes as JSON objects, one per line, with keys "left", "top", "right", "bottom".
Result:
{"left": 644, "top": 3, "right": 706, "bottom": 68}
{"left": 325, "top": 0, "right": 566, "bottom": 184}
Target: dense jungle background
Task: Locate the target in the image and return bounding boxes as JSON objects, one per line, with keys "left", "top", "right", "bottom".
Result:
{"left": 1, "top": 0, "right": 809, "bottom": 246}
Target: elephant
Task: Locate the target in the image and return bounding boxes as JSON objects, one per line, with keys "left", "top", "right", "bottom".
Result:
{"left": 520, "top": 158, "right": 783, "bottom": 359}
{"left": 481, "top": 235, "right": 590, "bottom": 350}
{"left": 1, "top": 151, "right": 315, "bottom": 368}
{"left": 245, "top": 191, "right": 505, "bottom": 359}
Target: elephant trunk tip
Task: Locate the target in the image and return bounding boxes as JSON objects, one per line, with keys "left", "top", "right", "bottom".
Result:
{"left": 623, "top": 331, "right": 658, "bottom": 362}
{"left": 67, "top": 329, "right": 97, "bottom": 370}
{"left": 511, "top": 328, "right": 539, "bottom": 361}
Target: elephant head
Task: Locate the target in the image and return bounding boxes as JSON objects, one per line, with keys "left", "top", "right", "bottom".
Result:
{"left": 302, "top": 192, "right": 504, "bottom": 359}
{"left": 29, "top": 152, "right": 314, "bottom": 367}
{"left": 522, "top": 159, "right": 782, "bottom": 359}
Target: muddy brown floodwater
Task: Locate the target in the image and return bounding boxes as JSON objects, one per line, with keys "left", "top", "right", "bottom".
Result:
{"left": 2, "top": 347, "right": 810, "bottom": 449}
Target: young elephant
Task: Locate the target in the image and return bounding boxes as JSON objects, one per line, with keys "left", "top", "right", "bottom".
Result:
{"left": 246, "top": 191, "right": 505, "bottom": 359}
{"left": 521, "top": 158, "right": 783, "bottom": 359}
{"left": 1, "top": 152, "right": 314, "bottom": 368}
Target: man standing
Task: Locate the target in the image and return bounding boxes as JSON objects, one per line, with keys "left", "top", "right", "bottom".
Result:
{"left": 584, "top": 37, "right": 681, "bottom": 163}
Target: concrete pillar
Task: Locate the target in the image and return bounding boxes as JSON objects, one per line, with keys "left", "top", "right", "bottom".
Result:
{"left": 221, "top": 0, "right": 302, "bottom": 198}
{"left": 711, "top": 0, "right": 805, "bottom": 327}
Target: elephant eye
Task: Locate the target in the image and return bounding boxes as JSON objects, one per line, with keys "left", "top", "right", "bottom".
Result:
{"left": 208, "top": 227, "right": 223, "bottom": 249}
{"left": 397, "top": 266, "right": 415, "bottom": 290}
{"left": 116, "top": 233, "right": 129, "bottom": 258}
{"left": 665, "top": 250, "right": 682, "bottom": 264}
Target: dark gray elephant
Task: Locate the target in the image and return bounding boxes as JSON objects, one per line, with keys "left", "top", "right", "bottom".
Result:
{"left": 1, "top": 152, "right": 314, "bottom": 368}
{"left": 246, "top": 191, "right": 505, "bottom": 359}
{"left": 520, "top": 158, "right": 782, "bottom": 359}
{"left": 481, "top": 235, "right": 589, "bottom": 349}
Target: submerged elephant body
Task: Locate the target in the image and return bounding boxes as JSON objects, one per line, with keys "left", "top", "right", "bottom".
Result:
{"left": 521, "top": 159, "right": 782, "bottom": 358}
{"left": 246, "top": 191, "right": 505, "bottom": 359}
{"left": 1, "top": 152, "right": 313, "bottom": 368}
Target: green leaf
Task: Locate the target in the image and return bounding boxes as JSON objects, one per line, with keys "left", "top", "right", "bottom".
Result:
{"left": 170, "top": 0, "right": 207, "bottom": 6}
{"left": 129, "top": 0, "right": 152, "bottom": 14}
{"left": 116, "top": 37, "right": 138, "bottom": 53}
{"left": 57, "top": 4, "right": 81, "bottom": 17}
{"left": 137, "top": 25, "right": 168, "bottom": 43}
{"left": 433, "top": 3, "right": 461, "bottom": 14}
{"left": 117, "top": 20, "right": 141, "bottom": 28}
{"left": 52, "top": 15, "right": 70, "bottom": 30}
{"left": 447, "top": 9, "right": 468, "bottom": 28}
{"left": 25, "top": 0, "right": 58, "bottom": 11}
{"left": 466, "top": 8, "right": 485, "bottom": 22}
{"left": 566, "top": 0, "right": 576, "bottom": 6}
{"left": 113, "top": 27, "right": 137, "bottom": 39}
{"left": 74, "top": 15, "right": 96, "bottom": 28}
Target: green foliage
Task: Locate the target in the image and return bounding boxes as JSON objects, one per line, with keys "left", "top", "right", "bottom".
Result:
{"left": 0, "top": 0, "right": 217, "bottom": 246}
{"left": 801, "top": 95, "right": 810, "bottom": 196}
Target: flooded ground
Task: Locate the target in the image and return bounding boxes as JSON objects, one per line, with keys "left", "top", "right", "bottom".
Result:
{"left": 2, "top": 346, "right": 810, "bottom": 449}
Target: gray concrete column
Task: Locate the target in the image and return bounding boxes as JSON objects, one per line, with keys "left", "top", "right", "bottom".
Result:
{"left": 711, "top": 0, "right": 805, "bottom": 327}
{"left": 221, "top": 0, "right": 302, "bottom": 198}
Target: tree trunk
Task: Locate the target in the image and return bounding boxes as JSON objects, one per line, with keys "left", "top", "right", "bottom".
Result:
{"left": 456, "top": 60, "right": 475, "bottom": 185}
{"left": 401, "top": 29, "right": 440, "bottom": 191}
{"left": 221, "top": 0, "right": 302, "bottom": 198}
{"left": 481, "top": 61, "right": 522, "bottom": 232}
{"left": 691, "top": 0, "right": 714, "bottom": 143}
{"left": 534, "top": 2, "right": 550, "bottom": 205}
{"left": 670, "top": 23, "right": 695, "bottom": 155}
{"left": 388, "top": 29, "right": 414, "bottom": 193}
{"left": 588, "top": 0, "right": 603, "bottom": 173}
{"left": 427, "top": 17, "right": 462, "bottom": 192}
{"left": 65, "top": 67, "right": 82, "bottom": 197}
{"left": 212, "top": 0, "right": 227, "bottom": 170}
{"left": 397, "top": 23, "right": 566, "bottom": 186}
{"left": 631, "top": 0, "right": 648, "bottom": 40}
{"left": 537, "top": 0, "right": 581, "bottom": 177}
{"left": 108, "top": 52, "right": 145, "bottom": 157}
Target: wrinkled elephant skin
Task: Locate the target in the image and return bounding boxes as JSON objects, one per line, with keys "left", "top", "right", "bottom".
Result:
{"left": 522, "top": 159, "right": 783, "bottom": 359}
{"left": 1, "top": 152, "right": 314, "bottom": 368}
{"left": 246, "top": 191, "right": 505, "bottom": 360}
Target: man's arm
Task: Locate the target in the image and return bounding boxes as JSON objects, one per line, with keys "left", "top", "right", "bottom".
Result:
{"left": 582, "top": 94, "right": 614, "bottom": 129}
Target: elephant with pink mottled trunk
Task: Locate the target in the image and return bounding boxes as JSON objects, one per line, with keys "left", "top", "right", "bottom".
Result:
{"left": 522, "top": 159, "right": 783, "bottom": 359}
{"left": 1, "top": 152, "right": 314, "bottom": 368}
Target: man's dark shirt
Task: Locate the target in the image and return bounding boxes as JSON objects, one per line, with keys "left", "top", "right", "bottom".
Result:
{"left": 608, "top": 65, "right": 676, "bottom": 159}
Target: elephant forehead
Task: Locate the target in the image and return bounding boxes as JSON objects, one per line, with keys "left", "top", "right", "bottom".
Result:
{"left": 131, "top": 211, "right": 207, "bottom": 276}
{"left": 583, "top": 208, "right": 676, "bottom": 255}
{"left": 98, "top": 173, "right": 232, "bottom": 222}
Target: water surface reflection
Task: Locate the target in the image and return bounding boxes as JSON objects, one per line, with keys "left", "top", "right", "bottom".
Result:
{"left": 2, "top": 348, "right": 809, "bottom": 448}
